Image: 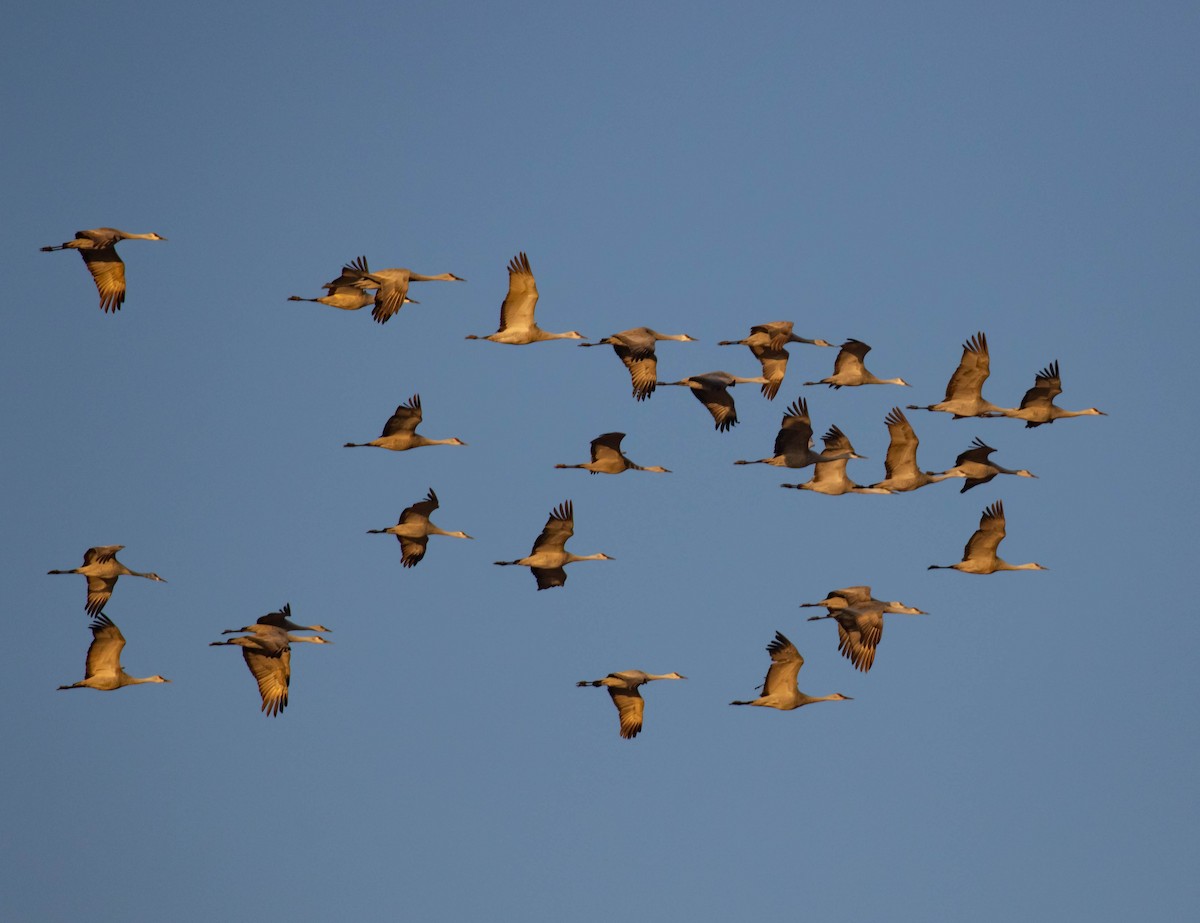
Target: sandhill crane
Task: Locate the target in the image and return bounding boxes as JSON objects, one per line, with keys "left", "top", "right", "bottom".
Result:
{"left": 941, "top": 437, "right": 1037, "bottom": 493}
{"left": 367, "top": 487, "right": 474, "bottom": 567}
{"left": 985, "top": 360, "right": 1106, "bottom": 427}
{"left": 800, "top": 586, "right": 927, "bottom": 673}
{"left": 655, "top": 371, "right": 768, "bottom": 432}
{"left": 465, "top": 252, "right": 584, "bottom": 344}
{"left": 288, "top": 256, "right": 417, "bottom": 312}
{"left": 730, "top": 631, "right": 852, "bottom": 710}
{"left": 579, "top": 327, "right": 697, "bottom": 400}
{"left": 555, "top": 432, "right": 670, "bottom": 474}
{"left": 334, "top": 255, "right": 464, "bottom": 324}
{"left": 805, "top": 338, "right": 910, "bottom": 389}
{"left": 906, "top": 332, "right": 1004, "bottom": 418}
{"left": 734, "top": 397, "right": 851, "bottom": 469}
{"left": 577, "top": 670, "right": 687, "bottom": 739}
{"left": 929, "top": 500, "right": 1047, "bottom": 574}
{"left": 718, "top": 321, "right": 834, "bottom": 399}
{"left": 869, "top": 407, "right": 953, "bottom": 492}
{"left": 780, "top": 426, "right": 890, "bottom": 495}
{"left": 48, "top": 545, "right": 166, "bottom": 616}
{"left": 343, "top": 394, "right": 467, "bottom": 451}
{"left": 41, "top": 228, "right": 166, "bottom": 312}
{"left": 494, "top": 500, "right": 613, "bottom": 590}
{"left": 211, "top": 622, "right": 331, "bottom": 717}
{"left": 219, "top": 602, "right": 331, "bottom": 635}
{"left": 58, "top": 614, "right": 170, "bottom": 691}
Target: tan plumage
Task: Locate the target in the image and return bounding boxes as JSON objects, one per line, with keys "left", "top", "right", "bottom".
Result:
{"left": 906, "top": 332, "right": 1004, "bottom": 418}
{"left": 869, "top": 407, "right": 953, "bottom": 492}
{"left": 367, "top": 487, "right": 474, "bottom": 567}
{"left": 986, "top": 360, "right": 1106, "bottom": 427}
{"left": 343, "top": 393, "right": 467, "bottom": 451}
{"left": 929, "top": 500, "right": 1047, "bottom": 574}
{"left": 555, "top": 432, "right": 670, "bottom": 474}
{"left": 730, "top": 631, "right": 852, "bottom": 710}
{"left": 48, "top": 545, "right": 167, "bottom": 616}
{"left": 718, "top": 321, "right": 834, "bottom": 399}
{"left": 58, "top": 615, "right": 170, "bottom": 691}
{"left": 576, "top": 670, "right": 687, "bottom": 739}
{"left": 41, "top": 228, "right": 166, "bottom": 312}
{"left": 494, "top": 500, "right": 614, "bottom": 590}
{"left": 804, "top": 338, "right": 910, "bottom": 389}
{"left": 466, "top": 252, "right": 584, "bottom": 344}
{"left": 800, "top": 586, "right": 928, "bottom": 673}
{"left": 579, "top": 327, "right": 697, "bottom": 400}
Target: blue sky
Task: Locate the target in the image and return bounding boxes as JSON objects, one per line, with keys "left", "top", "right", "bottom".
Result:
{"left": 4, "top": 2, "right": 1197, "bottom": 920}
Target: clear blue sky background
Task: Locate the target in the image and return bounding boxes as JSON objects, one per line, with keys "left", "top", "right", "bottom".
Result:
{"left": 4, "top": 3, "right": 1197, "bottom": 921}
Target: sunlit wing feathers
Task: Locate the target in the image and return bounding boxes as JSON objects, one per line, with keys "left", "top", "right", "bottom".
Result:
{"left": 82, "top": 614, "right": 126, "bottom": 683}
{"left": 242, "top": 645, "right": 290, "bottom": 717}
{"left": 498, "top": 251, "right": 538, "bottom": 332}
{"left": 760, "top": 632, "right": 804, "bottom": 697}
{"left": 613, "top": 344, "right": 659, "bottom": 400}
{"left": 943, "top": 332, "right": 990, "bottom": 401}
{"left": 881, "top": 408, "right": 921, "bottom": 481}
{"left": 608, "top": 687, "right": 646, "bottom": 740}
{"left": 531, "top": 501, "right": 574, "bottom": 554}
{"left": 80, "top": 247, "right": 126, "bottom": 312}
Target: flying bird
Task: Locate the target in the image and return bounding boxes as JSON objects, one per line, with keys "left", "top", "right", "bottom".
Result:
{"left": 928, "top": 500, "right": 1047, "bottom": 574}
{"left": 494, "top": 500, "right": 613, "bottom": 590}
{"left": 800, "top": 586, "right": 927, "bottom": 673}
{"left": 579, "top": 327, "right": 697, "bottom": 400}
{"left": 868, "top": 408, "right": 953, "bottom": 492}
{"left": 48, "top": 545, "right": 166, "bottom": 616}
{"left": 576, "top": 670, "right": 687, "bottom": 739}
{"left": 804, "top": 338, "right": 910, "bottom": 389}
{"left": 555, "top": 432, "right": 670, "bottom": 474}
{"left": 655, "top": 371, "right": 768, "bottom": 432}
{"left": 41, "top": 227, "right": 166, "bottom": 312}
{"left": 730, "top": 631, "right": 853, "bottom": 710}
{"left": 718, "top": 321, "right": 834, "bottom": 399}
{"left": 735, "top": 397, "right": 851, "bottom": 469}
{"left": 941, "top": 437, "right": 1037, "bottom": 493}
{"left": 211, "top": 620, "right": 331, "bottom": 717}
{"left": 367, "top": 488, "right": 474, "bottom": 567}
{"left": 58, "top": 615, "right": 170, "bottom": 691}
{"left": 985, "top": 360, "right": 1106, "bottom": 427}
{"left": 465, "top": 252, "right": 584, "bottom": 344}
{"left": 343, "top": 394, "right": 467, "bottom": 451}
{"left": 906, "top": 332, "right": 1004, "bottom": 418}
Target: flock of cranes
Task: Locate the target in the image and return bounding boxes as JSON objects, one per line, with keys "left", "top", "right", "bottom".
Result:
{"left": 44, "top": 231, "right": 1106, "bottom": 732}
